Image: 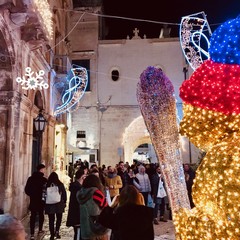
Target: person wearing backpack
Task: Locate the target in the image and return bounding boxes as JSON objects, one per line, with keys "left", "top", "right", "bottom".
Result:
{"left": 76, "top": 174, "right": 109, "bottom": 240}
{"left": 45, "top": 172, "right": 67, "bottom": 240}
{"left": 24, "top": 164, "right": 47, "bottom": 240}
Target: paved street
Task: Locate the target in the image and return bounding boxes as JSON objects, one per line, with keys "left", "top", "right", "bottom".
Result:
{"left": 22, "top": 192, "right": 176, "bottom": 240}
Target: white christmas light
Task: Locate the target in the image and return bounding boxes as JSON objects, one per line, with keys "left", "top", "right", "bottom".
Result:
{"left": 16, "top": 67, "right": 48, "bottom": 90}
{"left": 137, "top": 66, "right": 191, "bottom": 217}
{"left": 54, "top": 66, "right": 88, "bottom": 115}
{"left": 179, "top": 12, "right": 211, "bottom": 70}
{"left": 33, "top": 0, "right": 53, "bottom": 39}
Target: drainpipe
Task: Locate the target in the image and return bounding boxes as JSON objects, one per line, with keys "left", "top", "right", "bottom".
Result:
{"left": 183, "top": 65, "right": 192, "bottom": 164}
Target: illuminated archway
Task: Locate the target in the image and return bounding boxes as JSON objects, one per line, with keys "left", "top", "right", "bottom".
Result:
{"left": 122, "top": 116, "right": 152, "bottom": 164}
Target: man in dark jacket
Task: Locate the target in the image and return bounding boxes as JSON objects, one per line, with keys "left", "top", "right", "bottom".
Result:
{"left": 183, "top": 163, "right": 196, "bottom": 208}
{"left": 25, "top": 164, "right": 47, "bottom": 240}
{"left": 117, "top": 161, "right": 131, "bottom": 192}
{"left": 151, "top": 166, "right": 168, "bottom": 224}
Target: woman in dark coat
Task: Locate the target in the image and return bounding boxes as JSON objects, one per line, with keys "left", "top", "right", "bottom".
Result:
{"left": 45, "top": 172, "right": 67, "bottom": 240}
{"left": 99, "top": 185, "right": 154, "bottom": 240}
{"left": 66, "top": 168, "right": 86, "bottom": 240}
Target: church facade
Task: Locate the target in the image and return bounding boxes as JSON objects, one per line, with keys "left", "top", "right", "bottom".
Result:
{"left": 66, "top": 5, "right": 198, "bottom": 167}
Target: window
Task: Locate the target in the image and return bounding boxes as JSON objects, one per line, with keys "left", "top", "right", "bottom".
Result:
{"left": 72, "top": 59, "right": 90, "bottom": 91}
{"left": 138, "top": 143, "right": 148, "bottom": 148}
{"left": 76, "top": 131, "right": 86, "bottom": 139}
{"left": 111, "top": 69, "right": 119, "bottom": 81}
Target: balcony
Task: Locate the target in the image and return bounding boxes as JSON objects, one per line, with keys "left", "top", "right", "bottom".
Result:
{"left": 3, "top": 0, "right": 53, "bottom": 44}
{"left": 53, "top": 55, "right": 72, "bottom": 77}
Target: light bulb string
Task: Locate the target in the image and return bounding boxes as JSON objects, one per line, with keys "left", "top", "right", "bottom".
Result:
{"left": 54, "top": 7, "right": 224, "bottom": 27}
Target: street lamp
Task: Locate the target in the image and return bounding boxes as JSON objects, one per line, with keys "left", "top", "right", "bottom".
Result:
{"left": 34, "top": 112, "right": 47, "bottom": 132}
{"left": 34, "top": 112, "right": 47, "bottom": 166}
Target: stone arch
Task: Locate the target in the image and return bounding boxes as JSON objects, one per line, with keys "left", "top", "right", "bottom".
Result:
{"left": 0, "top": 14, "right": 16, "bottom": 91}
{"left": 34, "top": 90, "right": 45, "bottom": 110}
{"left": 123, "top": 116, "right": 152, "bottom": 163}
{"left": 0, "top": 14, "right": 15, "bottom": 67}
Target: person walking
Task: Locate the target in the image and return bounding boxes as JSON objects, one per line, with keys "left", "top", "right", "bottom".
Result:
{"left": 76, "top": 174, "right": 109, "bottom": 240}
{"left": 45, "top": 172, "right": 67, "bottom": 240}
{"left": 25, "top": 163, "right": 47, "bottom": 240}
{"left": 66, "top": 169, "right": 87, "bottom": 240}
{"left": 99, "top": 185, "right": 154, "bottom": 240}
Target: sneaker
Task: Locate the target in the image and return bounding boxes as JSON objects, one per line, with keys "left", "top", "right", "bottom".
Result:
{"left": 159, "top": 217, "right": 168, "bottom": 222}
{"left": 153, "top": 218, "right": 159, "bottom": 225}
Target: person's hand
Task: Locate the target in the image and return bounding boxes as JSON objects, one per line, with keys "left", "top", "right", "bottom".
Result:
{"left": 110, "top": 194, "right": 119, "bottom": 208}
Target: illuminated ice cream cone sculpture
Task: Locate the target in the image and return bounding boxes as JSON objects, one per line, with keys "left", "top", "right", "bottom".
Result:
{"left": 136, "top": 66, "right": 191, "bottom": 217}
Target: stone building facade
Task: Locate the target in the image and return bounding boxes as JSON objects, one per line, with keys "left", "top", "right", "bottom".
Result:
{"left": 0, "top": 0, "right": 71, "bottom": 219}
{"left": 66, "top": 4, "right": 198, "bottom": 167}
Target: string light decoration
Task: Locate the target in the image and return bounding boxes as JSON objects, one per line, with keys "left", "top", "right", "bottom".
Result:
{"left": 54, "top": 66, "right": 88, "bottom": 116}
{"left": 177, "top": 15, "right": 240, "bottom": 239}
{"left": 209, "top": 16, "right": 240, "bottom": 64}
{"left": 136, "top": 66, "right": 190, "bottom": 215}
{"left": 33, "top": 0, "right": 53, "bottom": 39}
{"left": 179, "top": 12, "right": 211, "bottom": 70}
{"left": 16, "top": 67, "right": 48, "bottom": 90}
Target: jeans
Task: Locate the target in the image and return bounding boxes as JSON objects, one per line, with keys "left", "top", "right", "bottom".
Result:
{"left": 74, "top": 226, "right": 81, "bottom": 240}
{"left": 30, "top": 210, "right": 44, "bottom": 235}
{"left": 153, "top": 197, "right": 165, "bottom": 218}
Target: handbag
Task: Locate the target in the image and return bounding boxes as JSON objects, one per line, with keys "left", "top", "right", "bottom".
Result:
{"left": 158, "top": 180, "right": 167, "bottom": 198}
{"left": 45, "top": 183, "right": 61, "bottom": 204}
{"left": 89, "top": 215, "right": 109, "bottom": 236}
{"left": 105, "top": 189, "right": 112, "bottom": 206}
{"left": 147, "top": 194, "right": 155, "bottom": 208}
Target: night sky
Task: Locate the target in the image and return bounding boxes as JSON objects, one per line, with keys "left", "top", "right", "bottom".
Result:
{"left": 102, "top": 0, "right": 240, "bottom": 39}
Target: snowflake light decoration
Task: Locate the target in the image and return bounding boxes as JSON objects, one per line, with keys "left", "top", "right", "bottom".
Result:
{"left": 16, "top": 67, "right": 49, "bottom": 90}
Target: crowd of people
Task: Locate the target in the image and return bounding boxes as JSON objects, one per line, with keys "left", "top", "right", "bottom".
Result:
{"left": 64, "top": 160, "right": 196, "bottom": 240}
{"left": 0, "top": 160, "right": 195, "bottom": 240}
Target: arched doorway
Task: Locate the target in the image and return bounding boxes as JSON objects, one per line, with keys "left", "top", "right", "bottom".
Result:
{"left": 123, "top": 116, "right": 157, "bottom": 164}
{"left": 133, "top": 143, "right": 157, "bottom": 164}
{"left": 32, "top": 91, "right": 44, "bottom": 172}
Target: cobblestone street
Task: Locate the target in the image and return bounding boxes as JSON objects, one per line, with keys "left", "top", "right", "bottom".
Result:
{"left": 22, "top": 192, "right": 176, "bottom": 240}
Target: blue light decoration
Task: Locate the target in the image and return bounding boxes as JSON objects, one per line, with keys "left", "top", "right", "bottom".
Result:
{"left": 209, "top": 15, "right": 240, "bottom": 64}
{"left": 179, "top": 12, "right": 211, "bottom": 70}
{"left": 54, "top": 65, "right": 88, "bottom": 115}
